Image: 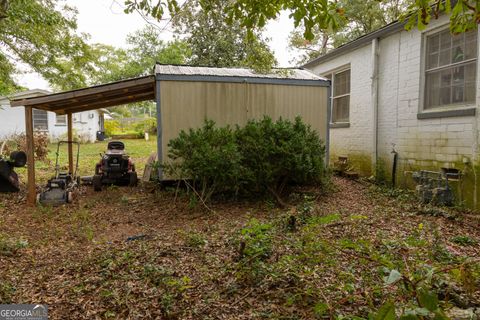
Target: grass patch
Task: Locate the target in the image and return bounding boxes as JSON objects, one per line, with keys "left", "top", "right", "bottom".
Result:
{"left": 15, "top": 138, "right": 157, "bottom": 183}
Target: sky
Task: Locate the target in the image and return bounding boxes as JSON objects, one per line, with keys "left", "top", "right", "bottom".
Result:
{"left": 17, "top": 0, "right": 299, "bottom": 91}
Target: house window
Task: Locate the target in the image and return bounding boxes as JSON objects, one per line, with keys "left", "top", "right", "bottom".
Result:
{"left": 32, "top": 109, "right": 48, "bottom": 130}
{"left": 56, "top": 114, "right": 67, "bottom": 126}
{"left": 424, "top": 28, "right": 477, "bottom": 109}
{"left": 327, "top": 69, "right": 351, "bottom": 123}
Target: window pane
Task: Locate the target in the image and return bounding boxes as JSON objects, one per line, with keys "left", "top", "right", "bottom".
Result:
{"left": 33, "top": 109, "right": 48, "bottom": 130}
{"left": 427, "top": 53, "right": 439, "bottom": 69}
{"left": 451, "top": 33, "right": 464, "bottom": 63}
{"left": 439, "top": 48, "right": 451, "bottom": 66}
{"left": 425, "top": 61, "right": 476, "bottom": 108}
{"left": 425, "top": 29, "right": 477, "bottom": 109}
{"left": 56, "top": 114, "right": 66, "bottom": 125}
{"left": 427, "top": 29, "right": 477, "bottom": 71}
{"left": 440, "top": 30, "right": 451, "bottom": 50}
{"left": 465, "top": 30, "right": 477, "bottom": 59}
{"left": 425, "top": 72, "right": 440, "bottom": 108}
{"left": 465, "top": 82, "right": 476, "bottom": 102}
{"left": 334, "top": 69, "right": 350, "bottom": 96}
{"left": 332, "top": 96, "right": 349, "bottom": 122}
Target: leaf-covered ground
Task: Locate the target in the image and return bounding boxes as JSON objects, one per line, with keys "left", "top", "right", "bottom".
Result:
{"left": 0, "top": 176, "right": 479, "bottom": 319}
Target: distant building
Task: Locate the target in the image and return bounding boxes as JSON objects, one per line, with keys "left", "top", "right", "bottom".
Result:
{"left": 0, "top": 89, "right": 105, "bottom": 142}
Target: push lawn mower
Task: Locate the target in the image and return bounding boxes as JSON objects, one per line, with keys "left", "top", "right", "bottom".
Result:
{"left": 38, "top": 141, "right": 80, "bottom": 206}
{"left": 0, "top": 142, "right": 27, "bottom": 193}
{"left": 93, "top": 141, "right": 138, "bottom": 191}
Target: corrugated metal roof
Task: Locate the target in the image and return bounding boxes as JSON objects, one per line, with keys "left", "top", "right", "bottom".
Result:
{"left": 155, "top": 64, "right": 327, "bottom": 81}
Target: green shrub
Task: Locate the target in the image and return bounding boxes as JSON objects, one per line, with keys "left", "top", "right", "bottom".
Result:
{"left": 104, "top": 120, "right": 120, "bottom": 137}
{"left": 165, "top": 116, "right": 326, "bottom": 204}
{"left": 236, "top": 116, "right": 326, "bottom": 203}
{"left": 133, "top": 117, "right": 157, "bottom": 134}
{"left": 166, "top": 120, "right": 246, "bottom": 201}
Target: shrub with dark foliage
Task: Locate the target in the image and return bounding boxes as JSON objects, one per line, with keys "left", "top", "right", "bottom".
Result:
{"left": 166, "top": 120, "right": 246, "bottom": 201}
{"left": 165, "top": 116, "right": 326, "bottom": 204}
{"left": 236, "top": 117, "right": 325, "bottom": 204}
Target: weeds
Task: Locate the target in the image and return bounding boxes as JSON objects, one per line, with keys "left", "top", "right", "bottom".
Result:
{"left": 0, "top": 281, "right": 15, "bottom": 303}
{"left": 451, "top": 235, "right": 478, "bottom": 246}
{"left": 0, "top": 233, "right": 28, "bottom": 256}
{"left": 183, "top": 231, "right": 207, "bottom": 248}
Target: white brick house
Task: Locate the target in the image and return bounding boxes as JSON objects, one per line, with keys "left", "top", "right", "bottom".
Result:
{"left": 304, "top": 15, "right": 480, "bottom": 209}
{"left": 0, "top": 89, "right": 105, "bottom": 142}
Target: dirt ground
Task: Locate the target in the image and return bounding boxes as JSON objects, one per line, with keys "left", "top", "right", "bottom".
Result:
{"left": 0, "top": 177, "right": 479, "bottom": 319}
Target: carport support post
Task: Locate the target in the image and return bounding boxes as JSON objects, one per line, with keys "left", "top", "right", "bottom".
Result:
{"left": 25, "top": 106, "right": 36, "bottom": 206}
{"left": 67, "top": 113, "right": 73, "bottom": 174}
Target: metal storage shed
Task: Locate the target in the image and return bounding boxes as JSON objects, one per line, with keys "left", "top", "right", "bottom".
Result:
{"left": 10, "top": 64, "right": 330, "bottom": 205}
{"left": 154, "top": 64, "right": 331, "bottom": 178}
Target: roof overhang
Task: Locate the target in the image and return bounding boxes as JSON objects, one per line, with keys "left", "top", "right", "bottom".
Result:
{"left": 10, "top": 76, "right": 155, "bottom": 114}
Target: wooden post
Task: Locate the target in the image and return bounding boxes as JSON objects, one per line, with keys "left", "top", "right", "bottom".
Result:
{"left": 67, "top": 113, "right": 73, "bottom": 174}
{"left": 25, "top": 107, "right": 36, "bottom": 206}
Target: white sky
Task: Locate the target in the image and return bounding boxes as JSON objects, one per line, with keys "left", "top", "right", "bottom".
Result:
{"left": 17, "top": 0, "right": 299, "bottom": 91}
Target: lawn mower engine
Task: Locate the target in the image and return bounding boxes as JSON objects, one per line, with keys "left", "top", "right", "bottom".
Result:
{"left": 93, "top": 141, "right": 138, "bottom": 191}
{"left": 0, "top": 151, "right": 27, "bottom": 192}
{"left": 38, "top": 173, "right": 74, "bottom": 205}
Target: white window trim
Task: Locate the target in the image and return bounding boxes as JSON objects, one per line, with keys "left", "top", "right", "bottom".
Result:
{"left": 419, "top": 24, "right": 479, "bottom": 114}
{"left": 32, "top": 109, "right": 49, "bottom": 131}
{"left": 323, "top": 65, "right": 351, "bottom": 125}
{"left": 55, "top": 114, "right": 67, "bottom": 126}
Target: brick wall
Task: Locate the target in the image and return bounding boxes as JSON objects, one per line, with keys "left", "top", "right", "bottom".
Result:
{"left": 309, "top": 44, "right": 375, "bottom": 175}
{"left": 308, "top": 15, "right": 480, "bottom": 209}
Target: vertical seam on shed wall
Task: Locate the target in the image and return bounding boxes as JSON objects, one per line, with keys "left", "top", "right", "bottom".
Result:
{"left": 155, "top": 79, "right": 163, "bottom": 180}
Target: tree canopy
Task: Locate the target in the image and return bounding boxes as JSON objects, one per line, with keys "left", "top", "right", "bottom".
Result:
{"left": 171, "top": 0, "right": 276, "bottom": 72}
{"left": 289, "top": 0, "right": 408, "bottom": 65}
{"left": 91, "top": 26, "right": 191, "bottom": 84}
{"left": 0, "top": 0, "right": 95, "bottom": 95}
{"left": 124, "top": 0, "right": 480, "bottom": 42}
{"left": 90, "top": 26, "right": 192, "bottom": 118}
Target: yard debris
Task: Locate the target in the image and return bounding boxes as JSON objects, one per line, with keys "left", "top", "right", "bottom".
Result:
{"left": 126, "top": 234, "right": 150, "bottom": 242}
{"left": 0, "top": 177, "right": 478, "bottom": 319}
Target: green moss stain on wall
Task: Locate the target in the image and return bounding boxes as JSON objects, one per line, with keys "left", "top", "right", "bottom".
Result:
{"left": 396, "top": 157, "right": 479, "bottom": 210}
{"left": 329, "top": 152, "right": 373, "bottom": 176}
{"left": 330, "top": 149, "right": 480, "bottom": 210}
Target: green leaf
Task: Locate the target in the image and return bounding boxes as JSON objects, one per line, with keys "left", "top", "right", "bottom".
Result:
{"left": 375, "top": 301, "right": 396, "bottom": 320}
{"left": 385, "top": 269, "right": 402, "bottom": 285}
{"left": 433, "top": 310, "right": 450, "bottom": 320}
{"left": 417, "top": 288, "right": 439, "bottom": 312}
{"left": 400, "top": 313, "right": 419, "bottom": 320}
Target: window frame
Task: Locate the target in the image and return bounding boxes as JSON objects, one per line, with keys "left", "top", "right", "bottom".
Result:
{"left": 323, "top": 66, "right": 351, "bottom": 126}
{"left": 419, "top": 25, "right": 479, "bottom": 116}
{"left": 32, "top": 109, "right": 49, "bottom": 131}
{"left": 55, "top": 114, "right": 67, "bottom": 126}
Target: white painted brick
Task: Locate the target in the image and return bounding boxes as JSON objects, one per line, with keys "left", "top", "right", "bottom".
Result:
{"left": 308, "top": 13, "right": 477, "bottom": 182}
{"left": 448, "top": 124, "right": 465, "bottom": 132}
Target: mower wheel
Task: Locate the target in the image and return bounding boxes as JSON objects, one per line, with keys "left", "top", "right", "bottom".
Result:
{"left": 93, "top": 175, "right": 102, "bottom": 192}
{"left": 129, "top": 171, "right": 138, "bottom": 187}
{"left": 10, "top": 151, "right": 27, "bottom": 168}
{"left": 67, "top": 191, "right": 73, "bottom": 203}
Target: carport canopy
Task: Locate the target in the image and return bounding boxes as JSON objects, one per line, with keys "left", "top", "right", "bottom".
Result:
{"left": 9, "top": 75, "right": 156, "bottom": 206}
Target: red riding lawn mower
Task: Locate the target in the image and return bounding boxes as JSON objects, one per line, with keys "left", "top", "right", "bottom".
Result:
{"left": 93, "top": 141, "right": 138, "bottom": 191}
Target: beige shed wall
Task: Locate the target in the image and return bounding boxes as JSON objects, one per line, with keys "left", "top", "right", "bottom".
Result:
{"left": 159, "top": 81, "right": 328, "bottom": 164}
